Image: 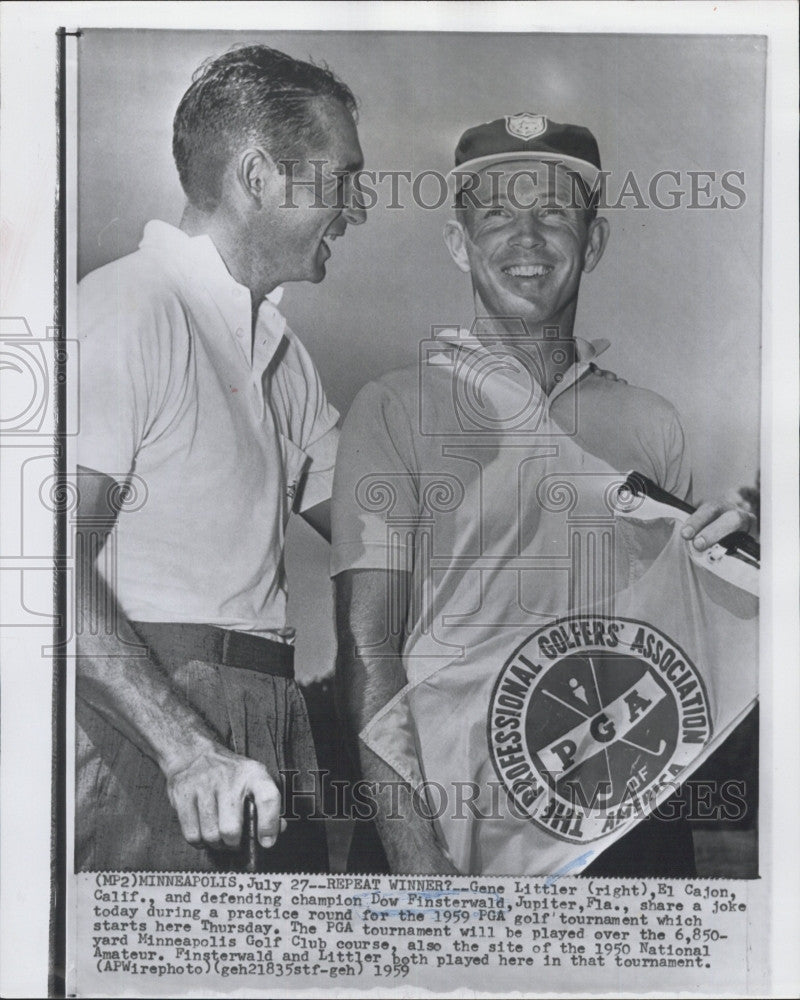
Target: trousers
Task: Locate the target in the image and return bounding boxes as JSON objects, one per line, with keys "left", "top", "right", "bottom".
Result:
{"left": 75, "top": 622, "right": 328, "bottom": 872}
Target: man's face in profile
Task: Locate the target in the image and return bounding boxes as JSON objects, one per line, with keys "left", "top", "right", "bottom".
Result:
{"left": 450, "top": 160, "right": 606, "bottom": 332}
{"left": 264, "top": 97, "right": 366, "bottom": 286}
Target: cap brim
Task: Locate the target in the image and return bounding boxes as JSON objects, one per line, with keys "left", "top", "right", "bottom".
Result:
{"left": 449, "top": 151, "right": 600, "bottom": 190}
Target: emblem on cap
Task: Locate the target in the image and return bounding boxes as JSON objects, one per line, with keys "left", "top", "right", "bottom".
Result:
{"left": 505, "top": 113, "right": 548, "bottom": 141}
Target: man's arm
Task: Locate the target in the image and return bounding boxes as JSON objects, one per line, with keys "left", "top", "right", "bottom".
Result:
{"left": 76, "top": 465, "right": 284, "bottom": 850}
{"left": 334, "top": 568, "right": 458, "bottom": 875}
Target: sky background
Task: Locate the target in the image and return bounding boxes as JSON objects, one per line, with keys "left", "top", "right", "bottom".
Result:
{"left": 77, "top": 29, "right": 765, "bottom": 681}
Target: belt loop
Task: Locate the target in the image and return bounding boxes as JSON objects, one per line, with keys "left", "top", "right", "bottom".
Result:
{"left": 221, "top": 628, "right": 233, "bottom": 666}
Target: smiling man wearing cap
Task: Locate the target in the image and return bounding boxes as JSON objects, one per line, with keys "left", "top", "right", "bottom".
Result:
{"left": 444, "top": 114, "right": 611, "bottom": 395}
{"left": 331, "top": 113, "right": 754, "bottom": 875}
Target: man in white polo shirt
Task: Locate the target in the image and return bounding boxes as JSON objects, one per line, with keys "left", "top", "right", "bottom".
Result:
{"left": 76, "top": 45, "right": 365, "bottom": 871}
{"left": 332, "top": 114, "right": 755, "bottom": 876}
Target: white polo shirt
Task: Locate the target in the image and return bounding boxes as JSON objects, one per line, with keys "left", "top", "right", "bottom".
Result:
{"left": 332, "top": 329, "right": 699, "bottom": 872}
{"left": 78, "top": 220, "right": 339, "bottom": 633}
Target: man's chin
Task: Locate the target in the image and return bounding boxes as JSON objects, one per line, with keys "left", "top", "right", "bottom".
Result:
{"left": 482, "top": 294, "right": 551, "bottom": 327}
{"left": 300, "top": 259, "right": 327, "bottom": 284}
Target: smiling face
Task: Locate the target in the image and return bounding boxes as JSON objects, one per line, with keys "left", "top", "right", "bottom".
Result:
{"left": 445, "top": 160, "right": 608, "bottom": 335}
{"left": 255, "top": 96, "right": 366, "bottom": 287}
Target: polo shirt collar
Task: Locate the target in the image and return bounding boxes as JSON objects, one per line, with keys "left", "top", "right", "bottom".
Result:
{"left": 139, "top": 220, "right": 287, "bottom": 364}
{"left": 432, "top": 325, "right": 610, "bottom": 405}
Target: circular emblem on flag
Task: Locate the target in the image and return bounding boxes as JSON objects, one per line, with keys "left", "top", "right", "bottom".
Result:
{"left": 487, "top": 616, "right": 712, "bottom": 843}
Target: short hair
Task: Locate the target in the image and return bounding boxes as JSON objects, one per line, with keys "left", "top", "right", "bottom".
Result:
{"left": 173, "top": 44, "right": 358, "bottom": 212}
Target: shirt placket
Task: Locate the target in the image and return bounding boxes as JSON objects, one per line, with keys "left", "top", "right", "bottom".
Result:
{"left": 472, "top": 342, "right": 551, "bottom": 434}
{"left": 249, "top": 301, "right": 286, "bottom": 423}
{"left": 225, "top": 286, "right": 263, "bottom": 418}
{"left": 223, "top": 286, "right": 284, "bottom": 422}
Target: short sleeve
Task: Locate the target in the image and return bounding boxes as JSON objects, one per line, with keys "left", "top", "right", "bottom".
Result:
{"left": 297, "top": 424, "right": 339, "bottom": 511}
{"left": 661, "top": 406, "right": 693, "bottom": 505}
{"left": 331, "top": 380, "right": 419, "bottom": 576}
{"left": 76, "top": 264, "right": 178, "bottom": 481}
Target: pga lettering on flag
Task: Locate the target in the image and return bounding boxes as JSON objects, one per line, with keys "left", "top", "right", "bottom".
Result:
{"left": 360, "top": 470, "right": 758, "bottom": 876}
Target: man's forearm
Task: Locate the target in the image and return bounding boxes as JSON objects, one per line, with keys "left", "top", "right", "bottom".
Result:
{"left": 76, "top": 531, "right": 219, "bottom": 777}
{"left": 77, "top": 525, "right": 285, "bottom": 850}
{"left": 335, "top": 568, "right": 458, "bottom": 873}
{"left": 358, "top": 737, "right": 458, "bottom": 875}
{"left": 335, "top": 640, "right": 457, "bottom": 873}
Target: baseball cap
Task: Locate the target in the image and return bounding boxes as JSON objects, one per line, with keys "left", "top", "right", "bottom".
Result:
{"left": 452, "top": 113, "right": 601, "bottom": 187}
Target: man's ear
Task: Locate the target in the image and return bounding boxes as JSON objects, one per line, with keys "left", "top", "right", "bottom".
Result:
{"left": 443, "top": 219, "right": 473, "bottom": 274}
{"left": 582, "top": 216, "right": 610, "bottom": 273}
{"left": 237, "top": 147, "right": 279, "bottom": 206}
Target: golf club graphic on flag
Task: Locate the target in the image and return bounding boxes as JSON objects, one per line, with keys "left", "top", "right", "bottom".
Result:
{"left": 360, "top": 463, "right": 758, "bottom": 875}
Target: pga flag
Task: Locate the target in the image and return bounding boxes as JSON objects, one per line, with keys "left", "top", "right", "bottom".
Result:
{"left": 360, "top": 470, "right": 758, "bottom": 876}
{"left": 485, "top": 474, "right": 757, "bottom": 862}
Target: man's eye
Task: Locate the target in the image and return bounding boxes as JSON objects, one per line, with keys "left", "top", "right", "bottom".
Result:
{"left": 485, "top": 207, "right": 506, "bottom": 218}
{"left": 541, "top": 207, "right": 566, "bottom": 217}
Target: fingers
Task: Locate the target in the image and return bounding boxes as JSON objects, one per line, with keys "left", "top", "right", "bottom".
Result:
{"left": 169, "top": 782, "right": 225, "bottom": 849}
{"left": 680, "top": 500, "right": 753, "bottom": 550}
{"left": 252, "top": 775, "right": 283, "bottom": 848}
{"left": 171, "top": 790, "right": 204, "bottom": 849}
{"left": 167, "top": 750, "right": 284, "bottom": 852}
{"left": 216, "top": 784, "right": 247, "bottom": 849}
{"left": 215, "top": 768, "right": 282, "bottom": 849}
{"left": 197, "top": 788, "right": 222, "bottom": 846}
{"left": 589, "top": 363, "right": 628, "bottom": 385}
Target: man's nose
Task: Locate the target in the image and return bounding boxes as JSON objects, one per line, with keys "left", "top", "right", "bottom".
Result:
{"left": 343, "top": 196, "right": 367, "bottom": 226}
{"left": 509, "top": 213, "right": 545, "bottom": 247}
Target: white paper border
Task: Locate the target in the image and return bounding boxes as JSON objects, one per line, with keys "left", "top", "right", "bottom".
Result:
{"left": 0, "top": 3, "right": 797, "bottom": 997}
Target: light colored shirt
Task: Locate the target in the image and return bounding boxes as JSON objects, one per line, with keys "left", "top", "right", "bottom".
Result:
{"left": 333, "top": 328, "right": 691, "bottom": 583}
{"left": 331, "top": 328, "right": 695, "bottom": 872}
{"left": 78, "top": 220, "right": 339, "bottom": 633}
